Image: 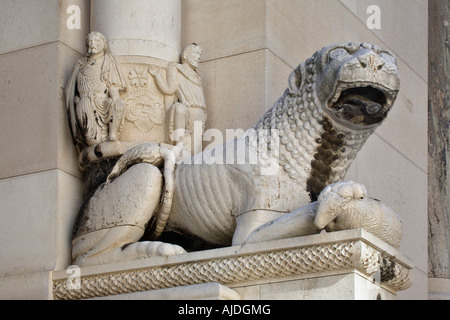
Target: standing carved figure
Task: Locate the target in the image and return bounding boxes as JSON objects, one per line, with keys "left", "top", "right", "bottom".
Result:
{"left": 149, "top": 43, "right": 207, "bottom": 155}
{"left": 65, "top": 31, "right": 127, "bottom": 151}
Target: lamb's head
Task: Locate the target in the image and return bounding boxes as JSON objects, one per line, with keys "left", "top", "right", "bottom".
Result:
{"left": 289, "top": 42, "right": 400, "bottom": 131}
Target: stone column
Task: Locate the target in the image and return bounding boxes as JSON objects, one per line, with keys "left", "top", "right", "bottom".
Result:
{"left": 428, "top": 0, "right": 450, "bottom": 300}
{"left": 90, "top": 0, "right": 181, "bottom": 61}
{"left": 87, "top": 0, "right": 181, "bottom": 146}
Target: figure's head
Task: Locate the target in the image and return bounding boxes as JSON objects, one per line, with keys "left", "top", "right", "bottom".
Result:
{"left": 182, "top": 43, "right": 203, "bottom": 69}
{"left": 86, "top": 31, "right": 107, "bottom": 56}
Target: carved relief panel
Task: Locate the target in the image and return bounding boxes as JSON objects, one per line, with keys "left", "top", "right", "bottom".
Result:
{"left": 118, "top": 56, "right": 176, "bottom": 145}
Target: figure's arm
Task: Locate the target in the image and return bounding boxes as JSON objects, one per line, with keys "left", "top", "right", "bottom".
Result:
{"left": 108, "top": 86, "right": 121, "bottom": 100}
{"left": 107, "top": 86, "right": 125, "bottom": 114}
{"left": 149, "top": 63, "right": 179, "bottom": 95}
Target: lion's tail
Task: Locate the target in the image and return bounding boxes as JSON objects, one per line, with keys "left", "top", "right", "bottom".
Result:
{"left": 105, "top": 143, "right": 176, "bottom": 240}
{"left": 105, "top": 143, "right": 164, "bottom": 184}
{"left": 151, "top": 146, "right": 176, "bottom": 240}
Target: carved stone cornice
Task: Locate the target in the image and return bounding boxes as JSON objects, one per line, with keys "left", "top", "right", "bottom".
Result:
{"left": 52, "top": 229, "right": 413, "bottom": 300}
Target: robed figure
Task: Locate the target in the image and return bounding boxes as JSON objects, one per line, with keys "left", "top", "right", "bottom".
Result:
{"left": 66, "top": 31, "right": 127, "bottom": 152}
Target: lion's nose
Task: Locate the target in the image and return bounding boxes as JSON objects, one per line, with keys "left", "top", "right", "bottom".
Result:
{"left": 358, "top": 52, "right": 385, "bottom": 71}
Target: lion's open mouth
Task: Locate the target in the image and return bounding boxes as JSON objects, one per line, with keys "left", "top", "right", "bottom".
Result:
{"left": 329, "top": 86, "right": 389, "bottom": 126}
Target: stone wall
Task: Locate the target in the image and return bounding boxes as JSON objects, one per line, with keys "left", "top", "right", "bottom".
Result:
{"left": 181, "top": 0, "right": 428, "bottom": 299}
{"left": 0, "top": 0, "right": 428, "bottom": 299}
{"left": 0, "top": 0, "right": 89, "bottom": 299}
{"left": 428, "top": 0, "right": 450, "bottom": 300}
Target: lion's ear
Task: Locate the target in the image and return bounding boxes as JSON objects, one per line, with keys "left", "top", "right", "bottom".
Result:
{"left": 288, "top": 66, "right": 303, "bottom": 94}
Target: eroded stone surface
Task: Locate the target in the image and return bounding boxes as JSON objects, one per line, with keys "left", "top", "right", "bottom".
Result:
{"left": 67, "top": 42, "right": 404, "bottom": 268}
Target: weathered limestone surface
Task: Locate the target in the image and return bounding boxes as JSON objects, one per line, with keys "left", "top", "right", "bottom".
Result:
{"left": 52, "top": 229, "right": 413, "bottom": 300}
{"left": 89, "top": 283, "right": 241, "bottom": 300}
{"left": 428, "top": 0, "right": 450, "bottom": 299}
{"left": 91, "top": 0, "right": 181, "bottom": 61}
{"left": 0, "top": 0, "right": 428, "bottom": 301}
{"left": 0, "top": 0, "right": 89, "bottom": 299}
{"left": 69, "top": 42, "right": 406, "bottom": 274}
{"left": 182, "top": 0, "right": 428, "bottom": 300}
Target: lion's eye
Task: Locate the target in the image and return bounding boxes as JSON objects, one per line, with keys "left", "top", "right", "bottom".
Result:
{"left": 379, "top": 52, "right": 396, "bottom": 65}
{"left": 328, "top": 48, "right": 350, "bottom": 63}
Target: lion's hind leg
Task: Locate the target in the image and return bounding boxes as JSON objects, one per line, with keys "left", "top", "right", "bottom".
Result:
{"left": 72, "top": 226, "right": 186, "bottom": 267}
{"left": 72, "top": 163, "right": 186, "bottom": 267}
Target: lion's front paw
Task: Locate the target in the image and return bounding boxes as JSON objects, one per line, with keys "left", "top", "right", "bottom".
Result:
{"left": 145, "top": 241, "right": 187, "bottom": 257}
{"left": 314, "top": 181, "right": 368, "bottom": 230}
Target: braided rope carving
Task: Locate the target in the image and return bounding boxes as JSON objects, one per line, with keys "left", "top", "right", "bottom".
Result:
{"left": 53, "top": 240, "right": 411, "bottom": 300}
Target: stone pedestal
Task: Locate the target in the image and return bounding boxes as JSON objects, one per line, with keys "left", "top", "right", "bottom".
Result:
{"left": 0, "top": 1, "right": 428, "bottom": 301}
{"left": 52, "top": 229, "right": 413, "bottom": 300}
{"left": 429, "top": 278, "right": 450, "bottom": 300}
{"left": 90, "top": 283, "right": 241, "bottom": 300}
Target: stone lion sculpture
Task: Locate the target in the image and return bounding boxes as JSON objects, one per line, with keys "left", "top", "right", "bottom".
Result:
{"left": 71, "top": 42, "right": 402, "bottom": 267}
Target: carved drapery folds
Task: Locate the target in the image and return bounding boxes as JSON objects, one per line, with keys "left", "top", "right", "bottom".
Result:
{"left": 66, "top": 32, "right": 207, "bottom": 200}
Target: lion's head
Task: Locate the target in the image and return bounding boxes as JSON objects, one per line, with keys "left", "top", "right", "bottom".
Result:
{"left": 289, "top": 42, "right": 400, "bottom": 131}
{"left": 257, "top": 42, "right": 401, "bottom": 203}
